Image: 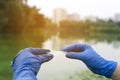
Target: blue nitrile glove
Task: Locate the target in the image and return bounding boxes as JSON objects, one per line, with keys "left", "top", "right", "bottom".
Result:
{"left": 11, "top": 48, "right": 53, "bottom": 80}
{"left": 61, "top": 43, "right": 117, "bottom": 78}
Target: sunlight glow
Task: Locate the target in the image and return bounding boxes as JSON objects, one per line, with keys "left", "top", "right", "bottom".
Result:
{"left": 28, "top": 0, "right": 120, "bottom": 19}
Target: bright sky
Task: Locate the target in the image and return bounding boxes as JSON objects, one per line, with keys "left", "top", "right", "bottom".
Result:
{"left": 28, "top": 0, "right": 120, "bottom": 19}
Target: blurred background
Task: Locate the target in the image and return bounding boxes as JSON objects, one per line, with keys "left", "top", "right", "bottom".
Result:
{"left": 0, "top": 0, "right": 120, "bottom": 80}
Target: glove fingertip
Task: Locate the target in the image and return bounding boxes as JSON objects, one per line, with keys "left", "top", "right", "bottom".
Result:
{"left": 66, "top": 52, "right": 79, "bottom": 59}
{"left": 39, "top": 53, "right": 54, "bottom": 62}
{"left": 47, "top": 53, "right": 54, "bottom": 59}
{"left": 33, "top": 49, "right": 50, "bottom": 55}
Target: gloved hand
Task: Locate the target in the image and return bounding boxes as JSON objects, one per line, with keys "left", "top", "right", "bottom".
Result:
{"left": 61, "top": 43, "right": 117, "bottom": 78}
{"left": 11, "top": 48, "right": 53, "bottom": 80}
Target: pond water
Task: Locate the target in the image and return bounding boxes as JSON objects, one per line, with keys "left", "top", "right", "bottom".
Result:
{"left": 37, "top": 33, "right": 120, "bottom": 80}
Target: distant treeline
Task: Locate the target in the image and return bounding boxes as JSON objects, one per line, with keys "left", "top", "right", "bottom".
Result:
{"left": 59, "top": 19, "right": 120, "bottom": 42}
{"left": 60, "top": 19, "right": 120, "bottom": 34}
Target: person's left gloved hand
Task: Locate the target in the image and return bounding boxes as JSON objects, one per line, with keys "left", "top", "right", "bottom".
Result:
{"left": 11, "top": 48, "right": 53, "bottom": 80}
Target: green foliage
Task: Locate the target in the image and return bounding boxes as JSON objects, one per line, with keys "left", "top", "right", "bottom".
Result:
{"left": 66, "top": 70, "right": 111, "bottom": 80}
{"left": 116, "top": 21, "right": 120, "bottom": 27}
{"left": 0, "top": 0, "right": 45, "bottom": 34}
{"left": 0, "top": 0, "right": 8, "bottom": 31}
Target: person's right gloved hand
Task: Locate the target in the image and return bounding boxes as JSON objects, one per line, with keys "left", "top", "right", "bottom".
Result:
{"left": 61, "top": 43, "right": 117, "bottom": 78}
{"left": 11, "top": 48, "right": 53, "bottom": 80}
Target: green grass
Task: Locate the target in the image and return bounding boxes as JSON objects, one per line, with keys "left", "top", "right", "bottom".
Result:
{"left": 0, "top": 35, "right": 23, "bottom": 80}
{"left": 0, "top": 45, "right": 20, "bottom": 80}
{"left": 66, "top": 70, "right": 112, "bottom": 80}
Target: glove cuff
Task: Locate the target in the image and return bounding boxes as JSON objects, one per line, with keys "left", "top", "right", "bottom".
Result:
{"left": 104, "top": 60, "right": 117, "bottom": 78}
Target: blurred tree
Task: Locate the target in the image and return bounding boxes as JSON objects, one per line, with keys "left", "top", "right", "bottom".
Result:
{"left": 0, "top": 0, "right": 45, "bottom": 34}
{"left": 116, "top": 21, "right": 120, "bottom": 27}
{"left": 0, "top": 0, "right": 8, "bottom": 32}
